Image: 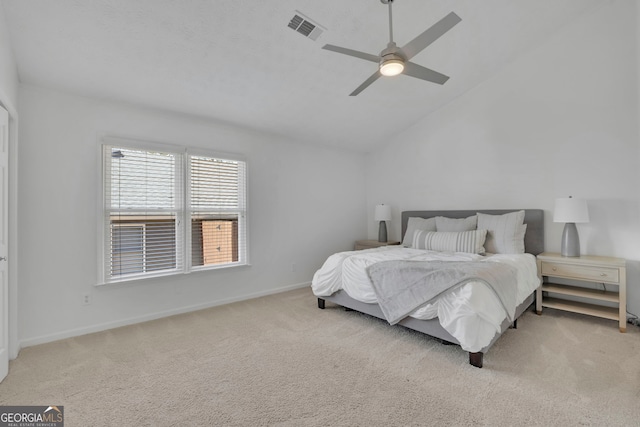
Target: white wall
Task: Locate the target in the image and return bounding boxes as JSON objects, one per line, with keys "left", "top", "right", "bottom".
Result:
{"left": 366, "top": 1, "right": 640, "bottom": 315}
{"left": 17, "top": 84, "right": 366, "bottom": 345}
{"left": 0, "top": 4, "right": 17, "bottom": 107}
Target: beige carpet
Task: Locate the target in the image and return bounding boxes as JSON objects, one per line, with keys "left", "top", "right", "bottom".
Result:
{"left": 1, "top": 287, "right": 639, "bottom": 426}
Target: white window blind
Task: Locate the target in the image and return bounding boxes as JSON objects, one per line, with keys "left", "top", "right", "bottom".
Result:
{"left": 189, "top": 154, "right": 247, "bottom": 268}
{"left": 102, "top": 141, "right": 247, "bottom": 284}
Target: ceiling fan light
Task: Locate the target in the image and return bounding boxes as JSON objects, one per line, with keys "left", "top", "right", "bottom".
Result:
{"left": 380, "top": 59, "right": 404, "bottom": 76}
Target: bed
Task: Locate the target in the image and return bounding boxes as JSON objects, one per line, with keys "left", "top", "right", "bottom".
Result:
{"left": 312, "top": 209, "right": 544, "bottom": 368}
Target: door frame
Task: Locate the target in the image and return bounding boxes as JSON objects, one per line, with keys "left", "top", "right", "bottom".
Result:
{"left": 0, "top": 94, "right": 19, "bottom": 363}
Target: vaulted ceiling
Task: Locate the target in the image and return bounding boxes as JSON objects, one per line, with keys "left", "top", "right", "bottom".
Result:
{"left": 2, "top": 0, "right": 603, "bottom": 152}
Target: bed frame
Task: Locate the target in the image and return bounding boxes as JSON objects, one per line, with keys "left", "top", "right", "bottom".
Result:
{"left": 317, "top": 209, "right": 544, "bottom": 368}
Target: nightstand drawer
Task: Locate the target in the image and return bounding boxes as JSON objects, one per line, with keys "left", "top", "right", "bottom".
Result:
{"left": 540, "top": 262, "right": 619, "bottom": 284}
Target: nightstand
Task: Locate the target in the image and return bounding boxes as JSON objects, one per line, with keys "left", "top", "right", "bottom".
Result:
{"left": 536, "top": 252, "right": 627, "bottom": 332}
{"left": 354, "top": 240, "right": 400, "bottom": 250}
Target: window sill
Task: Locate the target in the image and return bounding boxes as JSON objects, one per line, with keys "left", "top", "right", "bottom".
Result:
{"left": 96, "top": 262, "right": 251, "bottom": 286}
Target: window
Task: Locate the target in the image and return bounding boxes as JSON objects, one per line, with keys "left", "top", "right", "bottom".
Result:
{"left": 101, "top": 139, "right": 247, "bottom": 284}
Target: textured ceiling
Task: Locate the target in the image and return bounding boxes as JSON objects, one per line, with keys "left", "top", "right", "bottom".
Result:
{"left": 2, "top": 0, "right": 603, "bottom": 152}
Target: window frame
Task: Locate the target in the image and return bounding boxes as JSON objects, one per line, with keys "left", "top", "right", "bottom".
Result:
{"left": 98, "top": 137, "right": 249, "bottom": 285}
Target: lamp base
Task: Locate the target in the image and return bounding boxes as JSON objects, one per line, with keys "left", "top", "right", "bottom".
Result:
{"left": 378, "top": 221, "right": 387, "bottom": 243}
{"left": 561, "top": 222, "right": 580, "bottom": 257}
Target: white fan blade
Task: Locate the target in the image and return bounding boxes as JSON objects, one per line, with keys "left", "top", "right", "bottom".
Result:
{"left": 401, "top": 12, "right": 461, "bottom": 60}
{"left": 403, "top": 62, "right": 449, "bottom": 85}
{"left": 322, "top": 44, "right": 380, "bottom": 63}
{"left": 350, "top": 71, "right": 381, "bottom": 96}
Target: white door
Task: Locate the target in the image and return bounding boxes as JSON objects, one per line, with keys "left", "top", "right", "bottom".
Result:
{"left": 0, "top": 105, "right": 8, "bottom": 382}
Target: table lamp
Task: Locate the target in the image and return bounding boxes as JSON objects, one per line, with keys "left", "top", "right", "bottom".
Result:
{"left": 553, "top": 196, "right": 589, "bottom": 257}
{"left": 374, "top": 204, "right": 392, "bottom": 243}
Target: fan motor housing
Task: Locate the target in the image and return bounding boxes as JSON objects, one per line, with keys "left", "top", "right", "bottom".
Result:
{"left": 380, "top": 43, "right": 406, "bottom": 62}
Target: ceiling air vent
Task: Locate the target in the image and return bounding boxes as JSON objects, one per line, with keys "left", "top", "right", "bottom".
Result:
{"left": 288, "top": 11, "right": 325, "bottom": 41}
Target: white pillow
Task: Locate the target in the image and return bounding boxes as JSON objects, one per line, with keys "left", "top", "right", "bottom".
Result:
{"left": 476, "top": 211, "right": 526, "bottom": 254}
{"left": 402, "top": 217, "right": 436, "bottom": 247}
{"left": 435, "top": 215, "right": 477, "bottom": 232}
{"left": 413, "top": 229, "right": 487, "bottom": 254}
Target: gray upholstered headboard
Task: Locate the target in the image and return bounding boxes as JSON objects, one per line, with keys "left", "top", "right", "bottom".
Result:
{"left": 401, "top": 209, "right": 544, "bottom": 255}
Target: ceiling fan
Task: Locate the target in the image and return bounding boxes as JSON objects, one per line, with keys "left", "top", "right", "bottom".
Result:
{"left": 322, "top": 0, "right": 461, "bottom": 96}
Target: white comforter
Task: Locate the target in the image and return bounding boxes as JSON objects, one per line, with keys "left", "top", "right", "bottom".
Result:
{"left": 311, "top": 247, "right": 540, "bottom": 352}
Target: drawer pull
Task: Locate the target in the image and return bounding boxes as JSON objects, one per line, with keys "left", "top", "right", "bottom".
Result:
{"left": 600, "top": 273, "right": 607, "bottom": 277}
{"left": 552, "top": 267, "right": 557, "bottom": 271}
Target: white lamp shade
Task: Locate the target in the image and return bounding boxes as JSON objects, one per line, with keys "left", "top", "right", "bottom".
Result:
{"left": 554, "top": 198, "right": 589, "bottom": 223}
{"left": 374, "top": 204, "right": 392, "bottom": 221}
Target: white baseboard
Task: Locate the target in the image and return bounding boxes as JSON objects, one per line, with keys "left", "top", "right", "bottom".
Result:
{"left": 17, "top": 281, "right": 311, "bottom": 352}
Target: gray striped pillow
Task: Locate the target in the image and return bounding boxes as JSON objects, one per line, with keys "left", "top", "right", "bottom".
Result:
{"left": 402, "top": 217, "right": 436, "bottom": 247}
{"left": 413, "top": 229, "right": 487, "bottom": 254}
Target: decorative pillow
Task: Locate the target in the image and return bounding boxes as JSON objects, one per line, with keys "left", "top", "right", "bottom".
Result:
{"left": 413, "top": 229, "right": 487, "bottom": 254}
{"left": 402, "top": 217, "right": 436, "bottom": 247}
{"left": 435, "top": 215, "right": 477, "bottom": 232}
{"left": 476, "top": 211, "right": 526, "bottom": 254}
